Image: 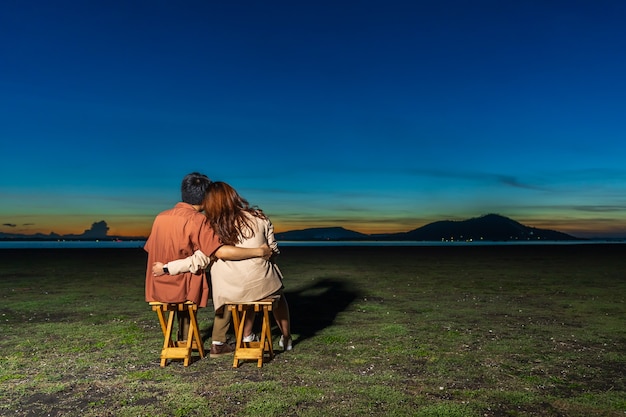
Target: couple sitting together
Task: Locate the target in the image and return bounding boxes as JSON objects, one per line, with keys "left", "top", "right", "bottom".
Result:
{"left": 144, "top": 172, "right": 292, "bottom": 357}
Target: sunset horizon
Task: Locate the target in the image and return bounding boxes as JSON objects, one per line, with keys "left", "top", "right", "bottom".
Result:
{"left": 2, "top": 212, "right": 626, "bottom": 240}
{"left": 2, "top": 2, "right": 625, "bottom": 241}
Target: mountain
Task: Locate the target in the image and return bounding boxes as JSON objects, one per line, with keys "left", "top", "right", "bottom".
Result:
{"left": 0, "top": 231, "right": 63, "bottom": 240}
{"left": 275, "top": 227, "right": 369, "bottom": 241}
{"left": 276, "top": 214, "right": 579, "bottom": 241}
{"left": 378, "top": 214, "right": 577, "bottom": 241}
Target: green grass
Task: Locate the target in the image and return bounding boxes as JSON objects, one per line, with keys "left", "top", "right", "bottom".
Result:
{"left": 1, "top": 244, "right": 625, "bottom": 416}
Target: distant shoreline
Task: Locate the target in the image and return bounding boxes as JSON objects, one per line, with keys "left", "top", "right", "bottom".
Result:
{"left": 0, "top": 239, "right": 624, "bottom": 249}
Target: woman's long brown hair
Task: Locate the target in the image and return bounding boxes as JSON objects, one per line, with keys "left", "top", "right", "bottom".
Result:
{"left": 202, "top": 181, "right": 266, "bottom": 245}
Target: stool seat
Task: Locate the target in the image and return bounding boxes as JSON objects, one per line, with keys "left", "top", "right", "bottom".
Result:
{"left": 149, "top": 301, "right": 205, "bottom": 367}
{"left": 225, "top": 295, "right": 280, "bottom": 368}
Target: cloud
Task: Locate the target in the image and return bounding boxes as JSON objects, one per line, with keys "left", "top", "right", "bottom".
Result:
{"left": 573, "top": 205, "right": 626, "bottom": 213}
{"left": 3, "top": 223, "right": 17, "bottom": 227}
{"left": 496, "top": 175, "right": 545, "bottom": 191}
{"left": 407, "top": 168, "right": 546, "bottom": 191}
{"left": 80, "top": 221, "right": 110, "bottom": 238}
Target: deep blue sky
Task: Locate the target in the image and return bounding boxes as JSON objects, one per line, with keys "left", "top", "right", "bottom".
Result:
{"left": 1, "top": 0, "right": 625, "bottom": 238}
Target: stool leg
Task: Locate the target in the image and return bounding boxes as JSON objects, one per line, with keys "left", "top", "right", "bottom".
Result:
{"left": 161, "top": 309, "right": 176, "bottom": 367}
{"left": 229, "top": 305, "right": 241, "bottom": 341}
{"left": 154, "top": 306, "right": 168, "bottom": 338}
{"left": 257, "top": 309, "right": 266, "bottom": 367}
{"left": 188, "top": 305, "right": 204, "bottom": 358}
{"left": 183, "top": 306, "right": 194, "bottom": 366}
{"left": 228, "top": 305, "right": 240, "bottom": 367}
{"left": 262, "top": 306, "right": 274, "bottom": 362}
{"left": 233, "top": 308, "right": 249, "bottom": 368}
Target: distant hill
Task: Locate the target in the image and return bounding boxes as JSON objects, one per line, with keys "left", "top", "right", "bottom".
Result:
{"left": 275, "top": 214, "right": 579, "bottom": 241}
{"left": 0, "top": 231, "right": 64, "bottom": 241}
{"left": 275, "top": 227, "right": 369, "bottom": 241}
{"left": 0, "top": 220, "right": 145, "bottom": 242}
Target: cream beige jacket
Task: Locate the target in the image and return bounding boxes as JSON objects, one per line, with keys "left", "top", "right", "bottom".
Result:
{"left": 166, "top": 212, "right": 283, "bottom": 310}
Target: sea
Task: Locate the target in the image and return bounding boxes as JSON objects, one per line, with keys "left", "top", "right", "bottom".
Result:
{"left": 0, "top": 239, "right": 623, "bottom": 249}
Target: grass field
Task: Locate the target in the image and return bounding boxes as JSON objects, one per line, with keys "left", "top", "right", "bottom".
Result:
{"left": 1, "top": 244, "right": 625, "bottom": 416}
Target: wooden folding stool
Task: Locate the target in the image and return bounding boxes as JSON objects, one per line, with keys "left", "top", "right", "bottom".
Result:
{"left": 149, "top": 301, "right": 204, "bottom": 367}
{"left": 225, "top": 295, "right": 280, "bottom": 368}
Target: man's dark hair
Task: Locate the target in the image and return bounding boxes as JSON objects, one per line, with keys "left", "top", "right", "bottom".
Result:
{"left": 181, "top": 172, "right": 211, "bottom": 205}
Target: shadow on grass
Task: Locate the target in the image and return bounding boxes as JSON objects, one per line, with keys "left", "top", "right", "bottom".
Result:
{"left": 200, "top": 277, "right": 360, "bottom": 349}
{"left": 283, "top": 277, "right": 361, "bottom": 348}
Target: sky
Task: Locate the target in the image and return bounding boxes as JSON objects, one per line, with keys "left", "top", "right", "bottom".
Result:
{"left": 1, "top": 0, "right": 626, "bottom": 239}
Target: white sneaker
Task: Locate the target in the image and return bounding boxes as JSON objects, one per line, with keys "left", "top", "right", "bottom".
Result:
{"left": 242, "top": 333, "right": 258, "bottom": 343}
{"left": 279, "top": 335, "right": 292, "bottom": 351}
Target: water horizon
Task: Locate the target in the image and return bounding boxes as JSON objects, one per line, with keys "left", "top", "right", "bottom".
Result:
{"left": 0, "top": 239, "right": 624, "bottom": 249}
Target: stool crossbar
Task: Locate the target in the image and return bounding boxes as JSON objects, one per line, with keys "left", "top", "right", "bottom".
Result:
{"left": 149, "top": 301, "right": 204, "bottom": 367}
{"left": 226, "top": 295, "right": 280, "bottom": 368}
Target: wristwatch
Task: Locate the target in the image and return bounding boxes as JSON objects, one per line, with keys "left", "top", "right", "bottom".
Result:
{"left": 163, "top": 265, "right": 169, "bottom": 274}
